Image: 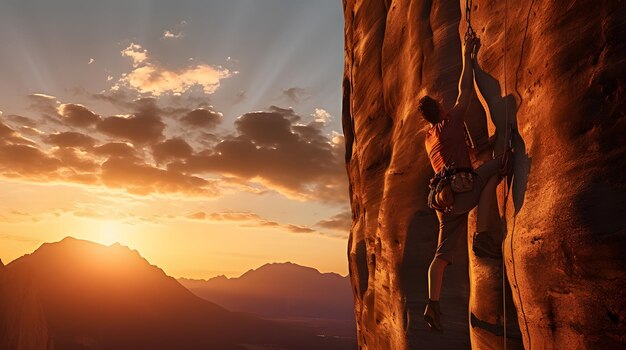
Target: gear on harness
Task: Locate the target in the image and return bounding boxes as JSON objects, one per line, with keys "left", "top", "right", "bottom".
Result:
{"left": 427, "top": 164, "right": 475, "bottom": 213}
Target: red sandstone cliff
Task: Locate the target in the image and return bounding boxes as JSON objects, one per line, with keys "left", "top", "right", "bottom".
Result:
{"left": 342, "top": 0, "right": 625, "bottom": 349}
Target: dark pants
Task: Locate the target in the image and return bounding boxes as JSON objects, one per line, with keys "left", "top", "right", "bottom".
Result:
{"left": 434, "top": 157, "right": 502, "bottom": 264}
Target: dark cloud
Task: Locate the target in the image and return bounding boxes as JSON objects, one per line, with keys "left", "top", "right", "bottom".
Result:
{"left": 44, "top": 132, "right": 97, "bottom": 148}
{"left": 316, "top": 210, "right": 351, "bottom": 231}
{"left": 58, "top": 104, "right": 101, "bottom": 127}
{"left": 2, "top": 93, "right": 348, "bottom": 204}
{"left": 0, "top": 144, "right": 60, "bottom": 177}
{"left": 180, "top": 108, "right": 221, "bottom": 129}
{"left": 93, "top": 98, "right": 194, "bottom": 145}
{"left": 282, "top": 87, "right": 310, "bottom": 104}
{"left": 101, "top": 157, "right": 217, "bottom": 196}
{"left": 152, "top": 138, "right": 193, "bottom": 164}
{"left": 170, "top": 106, "right": 347, "bottom": 202}
{"left": 97, "top": 114, "right": 165, "bottom": 145}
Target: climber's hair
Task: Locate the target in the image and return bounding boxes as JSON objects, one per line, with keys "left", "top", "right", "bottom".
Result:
{"left": 417, "top": 95, "right": 441, "bottom": 124}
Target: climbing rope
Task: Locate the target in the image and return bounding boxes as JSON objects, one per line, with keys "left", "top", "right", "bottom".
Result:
{"left": 506, "top": 1, "right": 537, "bottom": 349}
{"left": 502, "top": 0, "right": 509, "bottom": 349}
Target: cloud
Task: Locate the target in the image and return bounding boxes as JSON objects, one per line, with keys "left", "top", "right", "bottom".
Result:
{"left": 0, "top": 121, "right": 37, "bottom": 146}
{"left": 186, "top": 211, "right": 331, "bottom": 236}
{"left": 152, "top": 138, "right": 193, "bottom": 164}
{"left": 44, "top": 131, "right": 97, "bottom": 149}
{"left": 170, "top": 106, "right": 347, "bottom": 203}
{"left": 97, "top": 113, "right": 165, "bottom": 145}
{"left": 0, "top": 144, "right": 60, "bottom": 178}
{"left": 282, "top": 87, "right": 310, "bottom": 104}
{"left": 27, "top": 93, "right": 59, "bottom": 117}
{"left": 163, "top": 30, "right": 183, "bottom": 39}
{"left": 121, "top": 43, "right": 148, "bottom": 67}
{"left": 29, "top": 93, "right": 56, "bottom": 100}
{"left": 163, "top": 20, "right": 187, "bottom": 39}
{"left": 118, "top": 43, "right": 232, "bottom": 96}
{"left": 19, "top": 126, "right": 45, "bottom": 137}
{"left": 4, "top": 114, "right": 37, "bottom": 128}
{"left": 92, "top": 142, "right": 137, "bottom": 159}
{"left": 52, "top": 147, "right": 99, "bottom": 173}
{"left": 57, "top": 104, "right": 101, "bottom": 127}
{"left": 180, "top": 108, "right": 222, "bottom": 129}
{"left": 2, "top": 92, "right": 348, "bottom": 204}
{"left": 315, "top": 210, "right": 351, "bottom": 232}
{"left": 101, "top": 157, "right": 218, "bottom": 196}
{"left": 312, "top": 108, "right": 332, "bottom": 124}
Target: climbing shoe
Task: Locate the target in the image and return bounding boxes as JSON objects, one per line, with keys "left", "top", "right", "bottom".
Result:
{"left": 423, "top": 300, "right": 443, "bottom": 333}
{"left": 472, "top": 232, "right": 502, "bottom": 259}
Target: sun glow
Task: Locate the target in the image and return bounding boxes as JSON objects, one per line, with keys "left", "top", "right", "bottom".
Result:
{"left": 95, "top": 220, "right": 127, "bottom": 246}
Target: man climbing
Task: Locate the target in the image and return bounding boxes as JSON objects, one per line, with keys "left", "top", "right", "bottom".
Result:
{"left": 419, "top": 36, "right": 512, "bottom": 332}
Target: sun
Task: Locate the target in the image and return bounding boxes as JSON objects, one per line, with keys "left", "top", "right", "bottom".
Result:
{"left": 95, "top": 220, "right": 126, "bottom": 246}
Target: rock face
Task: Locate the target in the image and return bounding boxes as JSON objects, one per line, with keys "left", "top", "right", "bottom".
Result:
{"left": 342, "top": 0, "right": 626, "bottom": 349}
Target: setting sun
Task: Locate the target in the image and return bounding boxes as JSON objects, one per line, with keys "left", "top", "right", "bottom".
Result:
{"left": 95, "top": 220, "right": 127, "bottom": 246}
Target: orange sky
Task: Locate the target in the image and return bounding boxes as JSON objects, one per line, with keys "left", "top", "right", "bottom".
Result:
{"left": 0, "top": 0, "right": 349, "bottom": 278}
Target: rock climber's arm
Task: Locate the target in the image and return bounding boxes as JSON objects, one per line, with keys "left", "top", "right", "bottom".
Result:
{"left": 449, "top": 38, "right": 475, "bottom": 122}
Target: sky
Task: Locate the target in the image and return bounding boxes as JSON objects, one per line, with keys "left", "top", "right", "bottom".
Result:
{"left": 0, "top": 0, "right": 349, "bottom": 278}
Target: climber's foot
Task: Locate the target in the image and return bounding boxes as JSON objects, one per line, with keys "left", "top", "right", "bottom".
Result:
{"left": 472, "top": 232, "right": 502, "bottom": 259}
{"left": 423, "top": 300, "right": 443, "bottom": 333}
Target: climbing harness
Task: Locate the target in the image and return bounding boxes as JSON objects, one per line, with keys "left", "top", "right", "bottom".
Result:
{"left": 427, "top": 164, "right": 475, "bottom": 213}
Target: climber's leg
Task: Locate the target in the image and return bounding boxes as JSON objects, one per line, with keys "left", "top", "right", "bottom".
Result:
{"left": 427, "top": 256, "right": 448, "bottom": 302}
{"left": 428, "top": 211, "right": 468, "bottom": 297}
{"left": 425, "top": 212, "right": 467, "bottom": 331}
{"left": 476, "top": 175, "right": 499, "bottom": 233}
{"left": 473, "top": 175, "right": 503, "bottom": 259}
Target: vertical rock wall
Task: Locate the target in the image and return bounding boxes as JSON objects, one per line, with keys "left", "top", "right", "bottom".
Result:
{"left": 343, "top": 0, "right": 626, "bottom": 349}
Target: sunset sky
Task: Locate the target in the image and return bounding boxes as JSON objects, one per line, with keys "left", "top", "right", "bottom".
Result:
{"left": 0, "top": 0, "right": 349, "bottom": 278}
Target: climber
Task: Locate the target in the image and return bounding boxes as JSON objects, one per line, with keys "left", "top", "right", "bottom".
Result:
{"left": 420, "top": 36, "right": 512, "bottom": 333}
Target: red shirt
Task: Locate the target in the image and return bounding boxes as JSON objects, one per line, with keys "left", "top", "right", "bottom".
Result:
{"left": 425, "top": 116, "right": 471, "bottom": 174}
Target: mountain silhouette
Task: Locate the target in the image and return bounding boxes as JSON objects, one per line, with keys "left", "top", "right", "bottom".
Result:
{"left": 0, "top": 237, "right": 353, "bottom": 350}
{"left": 180, "top": 262, "right": 354, "bottom": 320}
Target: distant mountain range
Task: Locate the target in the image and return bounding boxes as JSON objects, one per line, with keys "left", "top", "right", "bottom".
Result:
{"left": 0, "top": 237, "right": 355, "bottom": 350}
{"left": 179, "top": 262, "right": 354, "bottom": 321}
